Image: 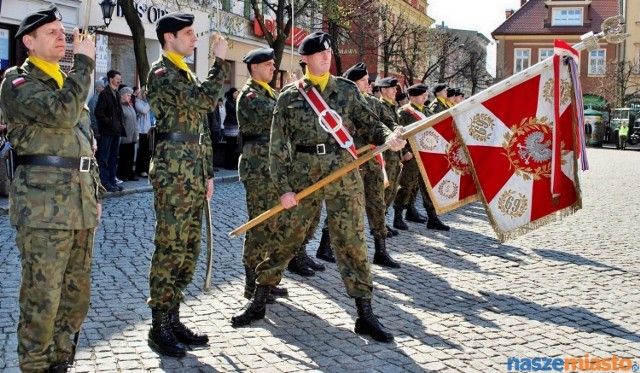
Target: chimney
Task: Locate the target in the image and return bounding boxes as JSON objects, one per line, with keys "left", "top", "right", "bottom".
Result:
{"left": 505, "top": 9, "right": 514, "bottom": 19}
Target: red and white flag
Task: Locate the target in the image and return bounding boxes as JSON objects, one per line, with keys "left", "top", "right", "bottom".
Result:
{"left": 452, "top": 49, "right": 582, "bottom": 241}
{"left": 409, "top": 109, "right": 480, "bottom": 214}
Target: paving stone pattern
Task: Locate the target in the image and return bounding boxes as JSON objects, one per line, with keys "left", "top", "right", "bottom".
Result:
{"left": 1, "top": 147, "right": 639, "bottom": 372}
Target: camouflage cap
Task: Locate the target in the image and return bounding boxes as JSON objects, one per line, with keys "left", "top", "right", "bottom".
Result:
{"left": 16, "top": 4, "right": 61, "bottom": 39}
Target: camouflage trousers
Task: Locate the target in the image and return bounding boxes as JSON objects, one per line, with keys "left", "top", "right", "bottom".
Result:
{"left": 16, "top": 226, "right": 94, "bottom": 372}
{"left": 360, "top": 158, "right": 387, "bottom": 238}
{"left": 384, "top": 154, "right": 402, "bottom": 210}
{"left": 256, "top": 193, "right": 373, "bottom": 298}
{"left": 242, "top": 179, "right": 280, "bottom": 270}
{"left": 394, "top": 157, "right": 436, "bottom": 214}
{"left": 148, "top": 190, "right": 205, "bottom": 310}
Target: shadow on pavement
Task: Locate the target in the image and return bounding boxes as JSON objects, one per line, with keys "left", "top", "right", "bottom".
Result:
{"left": 533, "top": 248, "right": 635, "bottom": 273}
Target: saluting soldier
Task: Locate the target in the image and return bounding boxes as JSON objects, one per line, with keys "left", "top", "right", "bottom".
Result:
{"left": 345, "top": 65, "right": 399, "bottom": 268}
{"left": 145, "top": 12, "right": 229, "bottom": 357}
{"left": 428, "top": 83, "right": 449, "bottom": 113}
{"left": 236, "top": 48, "right": 291, "bottom": 302}
{"left": 396, "top": 84, "right": 450, "bottom": 231}
{"left": 0, "top": 5, "right": 104, "bottom": 371}
{"left": 231, "top": 32, "right": 406, "bottom": 343}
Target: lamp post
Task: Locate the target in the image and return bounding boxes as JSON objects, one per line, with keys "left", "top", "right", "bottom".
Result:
{"left": 88, "top": 0, "right": 117, "bottom": 34}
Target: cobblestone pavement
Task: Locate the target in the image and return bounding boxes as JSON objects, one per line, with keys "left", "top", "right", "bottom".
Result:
{"left": 1, "top": 147, "right": 639, "bottom": 372}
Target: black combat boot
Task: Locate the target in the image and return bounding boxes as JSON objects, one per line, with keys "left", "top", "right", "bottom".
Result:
{"left": 425, "top": 205, "right": 450, "bottom": 231}
{"left": 372, "top": 237, "right": 400, "bottom": 268}
{"left": 299, "top": 245, "right": 326, "bottom": 271}
{"left": 169, "top": 304, "right": 209, "bottom": 345}
{"left": 354, "top": 298, "right": 394, "bottom": 343}
{"left": 148, "top": 308, "right": 186, "bottom": 357}
{"left": 244, "top": 266, "right": 284, "bottom": 304}
{"left": 316, "top": 228, "right": 336, "bottom": 263}
{"left": 47, "top": 362, "right": 69, "bottom": 372}
{"left": 287, "top": 247, "right": 315, "bottom": 276}
{"left": 231, "top": 285, "right": 271, "bottom": 327}
{"left": 405, "top": 204, "right": 427, "bottom": 223}
{"left": 393, "top": 208, "right": 409, "bottom": 230}
{"left": 386, "top": 224, "right": 399, "bottom": 237}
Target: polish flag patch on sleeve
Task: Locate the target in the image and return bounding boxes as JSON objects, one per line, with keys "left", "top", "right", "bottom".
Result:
{"left": 154, "top": 68, "right": 165, "bottom": 75}
{"left": 12, "top": 77, "right": 26, "bottom": 87}
{"left": 246, "top": 92, "right": 255, "bottom": 99}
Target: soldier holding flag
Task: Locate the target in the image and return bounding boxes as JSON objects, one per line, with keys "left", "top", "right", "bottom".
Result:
{"left": 0, "top": 5, "right": 103, "bottom": 371}
{"left": 232, "top": 32, "right": 405, "bottom": 343}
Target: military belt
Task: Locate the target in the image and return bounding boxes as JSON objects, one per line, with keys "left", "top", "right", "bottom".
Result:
{"left": 295, "top": 143, "right": 339, "bottom": 155}
{"left": 243, "top": 134, "right": 270, "bottom": 144}
{"left": 156, "top": 132, "right": 205, "bottom": 145}
{"left": 16, "top": 155, "right": 92, "bottom": 172}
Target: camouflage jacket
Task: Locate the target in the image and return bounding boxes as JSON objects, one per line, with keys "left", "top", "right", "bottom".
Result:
{"left": 146, "top": 55, "right": 229, "bottom": 180}
{"left": 237, "top": 79, "right": 278, "bottom": 182}
{"left": 270, "top": 76, "right": 394, "bottom": 198}
{"left": 397, "top": 102, "right": 434, "bottom": 155}
{"left": 428, "top": 97, "right": 449, "bottom": 114}
{"left": 0, "top": 55, "right": 105, "bottom": 229}
{"left": 378, "top": 98, "right": 402, "bottom": 160}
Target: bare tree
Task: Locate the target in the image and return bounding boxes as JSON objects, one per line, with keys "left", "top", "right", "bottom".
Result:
{"left": 119, "top": 0, "right": 149, "bottom": 86}
{"left": 595, "top": 60, "right": 640, "bottom": 107}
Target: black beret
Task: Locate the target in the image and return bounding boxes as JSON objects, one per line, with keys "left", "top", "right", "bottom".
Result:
{"left": 343, "top": 62, "right": 368, "bottom": 82}
{"left": 298, "top": 32, "right": 332, "bottom": 56}
{"left": 156, "top": 12, "right": 194, "bottom": 35}
{"left": 395, "top": 92, "right": 407, "bottom": 102}
{"left": 433, "top": 83, "right": 447, "bottom": 94}
{"left": 407, "top": 83, "right": 429, "bottom": 96}
{"left": 446, "top": 88, "right": 456, "bottom": 97}
{"left": 243, "top": 48, "right": 275, "bottom": 64}
{"left": 376, "top": 77, "right": 398, "bottom": 88}
{"left": 454, "top": 88, "right": 464, "bottom": 97}
{"left": 16, "top": 5, "right": 61, "bottom": 39}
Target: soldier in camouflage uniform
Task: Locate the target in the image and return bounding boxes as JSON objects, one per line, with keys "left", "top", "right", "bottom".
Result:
{"left": 396, "top": 84, "right": 450, "bottom": 231}
{"left": 232, "top": 32, "right": 406, "bottom": 343}
{"left": 376, "top": 78, "right": 403, "bottom": 237}
{"left": 428, "top": 82, "right": 450, "bottom": 114}
{"left": 236, "top": 48, "right": 292, "bottom": 302}
{"left": 0, "top": 6, "right": 104, "bottom": 372}
{"left": 344, "top": 67, "right": 400, "bottom": 268}
{"left": 145, "top": 12, "right": 229, "bottom": 357}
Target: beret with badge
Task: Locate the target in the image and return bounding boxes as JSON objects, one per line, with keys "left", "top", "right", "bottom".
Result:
{"left": 342, "top": 62, "right": 368, "bottom": 82}
{"left": 376, "top": 77, "right": 398, "bottom": 88}
{"left": 407, "top": 83, "right": 429, "bottom": 96}
{"left": 243, "top": 48, "right": 275, "bottom": 64}
{"left": 298, "top": 32, "right": 332, "bottom": 56}
{"left": 156, "top": 12, "right": 194, "bottom": 38}
{"left": 446, "top": 87, "right": 456, "bottom": 98}
{"left": 16, "top": 4, "right": 61, "bottom": 39}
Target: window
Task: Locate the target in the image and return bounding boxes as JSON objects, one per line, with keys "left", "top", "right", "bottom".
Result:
{"left": 552, "top": 8, "right": 583, "bottom": 26}
{"left": 539, "top": 48, "right": 554, "bottom": 62}
{"left": 588, "top": 49, "right": 605, "bottom": 75}
{"left": 222, "top": 0, "right": 231, "bottom": 12}
{"left": 244, "top": 0, "right": 252, "bottom": 18}
{"left": 514, "top": 48, "right": 530, "bottom": 73}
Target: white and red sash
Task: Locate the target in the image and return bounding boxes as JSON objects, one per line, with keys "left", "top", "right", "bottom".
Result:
{"left": 297, "top": 80, "right": 389, "bottom": 186}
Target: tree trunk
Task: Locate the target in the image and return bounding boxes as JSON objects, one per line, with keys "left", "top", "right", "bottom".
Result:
{"left": 120, "top": 0, "right": 149, "bottom": 87}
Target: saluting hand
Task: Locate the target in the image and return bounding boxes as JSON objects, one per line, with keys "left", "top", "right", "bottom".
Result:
{"left": 72, "top": 28, "right": 96, "bottom": 61}
{"left": 211, "top": 34, "right": 228, "bottom": 61}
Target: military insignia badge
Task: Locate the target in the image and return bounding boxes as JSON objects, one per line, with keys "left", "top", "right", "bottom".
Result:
{"left": 12, "top": 77, "right": 26, "bottom": 87}
{"left": 502, "top": 117, "right": 553, "bottom": 181}
{"left": 323, "top": 41, "right": 330, "bottom": 50}
{"left": 246, "top": 92, "right": 255, "bottom": 100}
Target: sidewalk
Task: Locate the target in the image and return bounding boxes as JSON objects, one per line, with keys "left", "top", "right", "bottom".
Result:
{"left": 0, "top": 168, "right": 239, "bottom": 215}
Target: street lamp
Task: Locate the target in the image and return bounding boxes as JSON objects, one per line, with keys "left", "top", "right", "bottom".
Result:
{"left": 88, "top": 0, "right": 117, "bottom": 34}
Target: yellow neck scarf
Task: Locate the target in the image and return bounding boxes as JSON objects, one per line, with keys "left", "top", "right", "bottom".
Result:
{"left": 253, "top": 79, "right": 275, "bottom": 98}
{"left": 412, "top": 102, "right": 424, "bottom": 112}
{"left": 305, "top": 71, "right": 330, "bottom": 92}
{"left": 383, "top": 98, "right": 395, "bottom": 106}
{"left": 164, "top": 51, "right": 191, "bottom": 81}
{"left": 29, "top": 56, "right": 63, "bottom": 88}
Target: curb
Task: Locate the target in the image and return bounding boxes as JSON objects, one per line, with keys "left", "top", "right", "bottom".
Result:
{"left": 0, "top": 175, "right": 239, "bottom": 216}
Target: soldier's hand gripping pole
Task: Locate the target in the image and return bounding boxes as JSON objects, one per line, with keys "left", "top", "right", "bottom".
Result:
{"left": 228, "top": 122, "right": 430, "bottom": 239}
